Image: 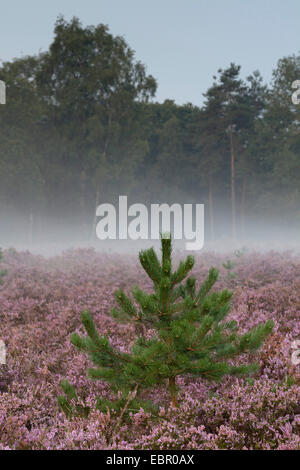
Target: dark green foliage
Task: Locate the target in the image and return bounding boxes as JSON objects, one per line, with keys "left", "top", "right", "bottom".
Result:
{"left": 1, "top": 19, "right": 300, "bottom": 232}
{"left": 58, "top": 379, "right": 89, "bottom": 418}
{"left": 222, "top": 259, "right": 237, "bottom": 280}
{"left": 59, "top": 236, "right": 273, "bottom": 414}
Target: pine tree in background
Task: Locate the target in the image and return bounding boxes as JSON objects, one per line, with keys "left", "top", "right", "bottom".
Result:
{"left": 59, "top": 235, "right": 273, "bottom": 416}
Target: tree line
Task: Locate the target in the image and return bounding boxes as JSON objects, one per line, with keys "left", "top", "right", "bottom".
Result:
{"left": 0, "top": 16, "right": 299, "bottom": 241}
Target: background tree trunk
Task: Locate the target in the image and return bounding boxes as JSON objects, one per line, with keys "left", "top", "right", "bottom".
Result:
{"left": 28, "top": 210, "right": 34, "bottom": 246}
{"left": 90, "top": 190, "right": 100, "bottom": 242}
{"left": 241, "top": 178, "right": 246, "bottom": 239}
{"left": 229, "top": 124, "right": 236, "bottom": 240}
{"left": 209, "top": 175, "right": 215, "bottom": 242}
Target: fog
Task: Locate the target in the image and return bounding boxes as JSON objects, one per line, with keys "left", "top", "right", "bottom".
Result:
{"left": 0, "top": 208, "right": 299, "bottom": 258}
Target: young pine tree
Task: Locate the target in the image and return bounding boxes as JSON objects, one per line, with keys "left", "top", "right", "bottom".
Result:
{"left": 0, "top": 248, "right": 8, "bottom": 392}
{"left": 59, "top": 235, "right": 273, "bottom": 415}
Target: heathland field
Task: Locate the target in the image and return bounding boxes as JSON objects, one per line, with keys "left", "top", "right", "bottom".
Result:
{"left": 0, "top": 248, "right": 299, "bottom": 450}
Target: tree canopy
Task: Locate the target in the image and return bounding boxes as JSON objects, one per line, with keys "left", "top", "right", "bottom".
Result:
{"left": 0, "top": 16, "right": 299, "bottom": 240}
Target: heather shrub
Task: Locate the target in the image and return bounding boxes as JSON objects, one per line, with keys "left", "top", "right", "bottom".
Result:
{"left": 0, "top": 247, "right": 299, "bottom": 449}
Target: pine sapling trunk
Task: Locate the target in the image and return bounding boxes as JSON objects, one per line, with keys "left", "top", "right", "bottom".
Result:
{"left": 169, "top": 376, "right": 178, "bottom": 407}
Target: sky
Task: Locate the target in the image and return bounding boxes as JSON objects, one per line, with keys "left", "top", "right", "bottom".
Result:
{"left": 1, "top": 0, "right": 300, "bottom": 105}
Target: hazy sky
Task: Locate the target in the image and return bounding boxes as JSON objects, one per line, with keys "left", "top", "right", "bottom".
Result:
{"left": 1, "top": 0, "right": 300, "bottom": 105}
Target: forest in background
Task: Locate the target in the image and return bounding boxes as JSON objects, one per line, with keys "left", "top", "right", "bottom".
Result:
{"left": 0, "top": 16, "right": 299, "bottom": 243}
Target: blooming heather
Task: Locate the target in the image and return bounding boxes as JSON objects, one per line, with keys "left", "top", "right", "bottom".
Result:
{"left": 0, "top": 248, "right": 299, "bottom": 450}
